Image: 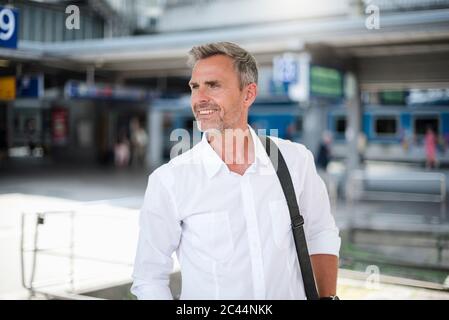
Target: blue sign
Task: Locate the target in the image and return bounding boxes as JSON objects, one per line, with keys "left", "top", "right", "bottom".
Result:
{"left": 407, "top": 89, "right": 449, "bottom": 106}
{"left": 273, "top": 54, "right": 298, "bottom": 84}
{"left": 0, "top": 6, "right": 18, "bottom": 49}
{"left": 64, "top": 81, "right": 150, "bottom": 101}
{"left": 17, "top": 75, "right": 44, "bottom": 98}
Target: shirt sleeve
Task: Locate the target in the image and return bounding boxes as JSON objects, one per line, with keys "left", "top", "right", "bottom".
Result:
{"left": 299, "top": 148, "right": 341, "bottom": 257}
{"left": 131, "top": 168, "right": 182, "bottom": 300}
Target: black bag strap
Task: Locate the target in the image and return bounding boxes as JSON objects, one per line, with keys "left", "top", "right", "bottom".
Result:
{"left": 259, "top": 135, "right": 319, "bottom": 300}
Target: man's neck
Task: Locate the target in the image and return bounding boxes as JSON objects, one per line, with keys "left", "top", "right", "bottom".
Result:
{"left": 207, "top": 126, "right": 255, "bottom": 171}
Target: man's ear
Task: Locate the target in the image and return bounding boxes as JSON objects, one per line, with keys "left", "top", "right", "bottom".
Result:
{"left": 244, "top": 83, "right": 257, "bottom": 107}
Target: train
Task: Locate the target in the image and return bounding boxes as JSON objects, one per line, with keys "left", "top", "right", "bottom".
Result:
{"left": 329, "top": 104, "right": 449, "bottom": 165}
{"left": 151, "top": 94, "right": 449, "bottom": 166}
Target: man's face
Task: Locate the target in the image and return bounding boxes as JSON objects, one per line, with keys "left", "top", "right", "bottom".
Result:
{"left": 189, "top": 55, "right": 254, "bottom": 132}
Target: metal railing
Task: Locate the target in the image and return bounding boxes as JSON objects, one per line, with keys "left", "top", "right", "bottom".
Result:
{"left": 362, "top": 0, "right": 449, "bottom": 12}
{"left": 345, "top": 169, "right": 449, "bottom": 266}
{"left": 20, "top": 206, "right": 137, "bottom": 300}
{"left": 347, "top": 169, "right": 446, "bottom": 216}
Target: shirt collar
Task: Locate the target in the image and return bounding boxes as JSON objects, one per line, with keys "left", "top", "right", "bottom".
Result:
{"left": 200, "top": 125, "right": 271, "bottom": 178}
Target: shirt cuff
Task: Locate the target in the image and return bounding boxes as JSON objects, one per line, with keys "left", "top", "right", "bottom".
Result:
{"left": 131, "top": 282, "right": 174, "bottom": 300}
{"left": 307, "top": 229, "right": 341, "bottom": 257}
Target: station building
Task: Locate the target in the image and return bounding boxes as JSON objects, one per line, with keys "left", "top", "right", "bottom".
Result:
{"left": 1, "top": 0, "right": 449, "bottom": 170}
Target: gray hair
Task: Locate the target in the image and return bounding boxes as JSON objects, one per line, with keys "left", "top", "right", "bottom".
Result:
{"left": 187, "top": 42, "right": 258, "bottom": 90}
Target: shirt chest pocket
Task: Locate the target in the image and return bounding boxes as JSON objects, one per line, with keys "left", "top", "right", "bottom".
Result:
{"left": 269, "top": 199, "right": 293, "bottom": 249}
{"left": 187, "top": 210, "right": 234, "bottom": 262}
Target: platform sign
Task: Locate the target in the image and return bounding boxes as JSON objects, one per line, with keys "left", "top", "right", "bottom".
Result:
{"left": 407, "top": 89, "right": 449, "bottom": 106}
{"left": 310, "top": 65, "right": 343, "bottom": 99}
{"left": 273, "top": 54, "right": 298, "bottom": 84}
{"left": 380, "top": 91, "right": 407, "bottom": 105}
{"left": 52, "top": 108, "right": 68, "bottom": 146}
{"left": 0, "top": 76, "right": 16, "bottom": 100}
{"left": 17, "top": 75, "right": 44, "bottom": 98}
{"left": 64, "top": 81, "right": 149, "bottom": 101}
{"left": 272, "top": 52, "right": 311, "bottom": 103}
{"left": 0, "top": 6, "right": 19, "bottom": 49}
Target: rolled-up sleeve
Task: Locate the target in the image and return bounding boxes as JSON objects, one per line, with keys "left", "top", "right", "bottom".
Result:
{"left": 131, "top": 168, "right": 181, "bottom": 300}
{"left": 299, "top": 149, "right": 341, "bottom": 257}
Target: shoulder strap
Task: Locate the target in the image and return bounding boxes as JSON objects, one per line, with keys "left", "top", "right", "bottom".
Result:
{"left": 259, "top": 135, "right": 319, "bottom": 300}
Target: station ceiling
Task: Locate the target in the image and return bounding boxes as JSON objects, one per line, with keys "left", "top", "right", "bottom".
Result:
{"left": 1, "top": 8, "right": 449, "bottom": 86}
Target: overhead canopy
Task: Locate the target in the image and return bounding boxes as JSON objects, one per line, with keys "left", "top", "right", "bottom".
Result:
{"left": 1, "top": 8, "right": 449, "bottom": 87}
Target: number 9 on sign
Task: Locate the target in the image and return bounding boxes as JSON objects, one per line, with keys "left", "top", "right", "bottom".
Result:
{"left": 0, "top": 7, "right": 16, "bottom": 42}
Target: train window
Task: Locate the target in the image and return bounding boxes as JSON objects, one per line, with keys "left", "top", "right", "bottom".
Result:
{"left": 375, "top": 117, "right": 397, "bottom": 136}
{"left": 414, "top": 117, "right": 439, "bottom": 136}
{"left": 335, "top": 117, "right": 346, "bottom": 135}
{"left": 296, "top": 116, "right": 303, "bottom": 133}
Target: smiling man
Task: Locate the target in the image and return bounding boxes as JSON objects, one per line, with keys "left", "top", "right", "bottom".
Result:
{"left": 131, "top": 42, "right": 341, "bottom": 300}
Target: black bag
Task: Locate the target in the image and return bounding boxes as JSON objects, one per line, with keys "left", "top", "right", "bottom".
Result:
{"left": 259, "top": 135, "right": 319, "bottom": 300}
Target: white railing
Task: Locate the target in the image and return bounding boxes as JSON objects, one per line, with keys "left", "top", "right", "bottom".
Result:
{"left": 362, "top": 0, "right": 449, "bottom": 11}
{"left": 347, "top": 169, "right": 446, "bottom": 207}
{"left": 345, "top": 169, "right": 449, "bottom": 265}
{"left": 20, "top": 205, "right": 138, "bottom": 300}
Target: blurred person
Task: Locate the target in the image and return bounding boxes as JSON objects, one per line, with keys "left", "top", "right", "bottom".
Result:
{"left": 400, "top": 128, "right": 412, "bottom": 152}
{"left": 130, "top": 117, "right": 148, "bottom": 167}
{"left": 114, "top": 129, "right": 130, "bottom": 168}
{"left": 25, "top": 118, "right": 38, "bottom": 156}
{"left": 424, "top": 126, "right": 437, "bottom": 169}
{"left": 316, "top": 131, "right": 332, "bottom": 171}
{"left": 315, "top": 131, "right": 336, "bottom": 208}
{"left": 132, "top": 42, "right": 340, "bottom": 300}
{"left": 357, "top": 132, "right": 367, "bottom": 167}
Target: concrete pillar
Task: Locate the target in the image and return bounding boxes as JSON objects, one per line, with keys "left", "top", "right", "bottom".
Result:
{"left": 147, "top": 109, "right": 162, "bottom": 170}
{"left": 303, "top": 100, "right": 327, "bottom": 156}
{"left": 345, "top": 72, "right": 362, "bottom": 172}
{"left": 86, "top": 66, "right": 95, "bottom": 86}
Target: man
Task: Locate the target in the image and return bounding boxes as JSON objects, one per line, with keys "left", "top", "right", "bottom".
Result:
{"left": 131, "top": 42, "right": 340, "bottom": 300}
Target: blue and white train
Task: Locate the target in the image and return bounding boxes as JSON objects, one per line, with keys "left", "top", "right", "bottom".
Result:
{"left": 152, "top": 92, "right": 449, "bottom": 165}
{"left": 329, "top": 104, "right": 449, "bottom": 164}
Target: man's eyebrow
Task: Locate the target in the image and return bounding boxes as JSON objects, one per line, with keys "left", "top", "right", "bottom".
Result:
{"left": 188, "top": 80, "right": 221, "bottom": 87}
{"left": 205, "top": 80, "right": 220, "bottom": 86}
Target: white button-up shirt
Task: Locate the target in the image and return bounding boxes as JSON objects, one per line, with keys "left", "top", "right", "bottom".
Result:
{"left": 131, "top": 126, "right": 341, "bottom": 300}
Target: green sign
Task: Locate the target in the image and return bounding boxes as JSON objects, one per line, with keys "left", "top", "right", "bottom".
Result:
{"left": 380, "top": 91, "right": 406, "bottom": 105}
{"left": 310, "top": 66, "right": 343, "bottom": 98}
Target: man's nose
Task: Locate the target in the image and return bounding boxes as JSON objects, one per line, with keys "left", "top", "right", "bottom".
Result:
{"left": 194, "top": 86, "right": 210, "bottom": 104}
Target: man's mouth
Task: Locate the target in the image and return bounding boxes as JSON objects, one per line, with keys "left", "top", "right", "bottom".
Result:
{"left": 197, "top": 109, "right": 219, "bottom": 116}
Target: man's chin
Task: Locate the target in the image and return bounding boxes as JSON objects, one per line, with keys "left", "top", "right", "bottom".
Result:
{"left": 196, "top": 120, "right": 223, "bottom": 133}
